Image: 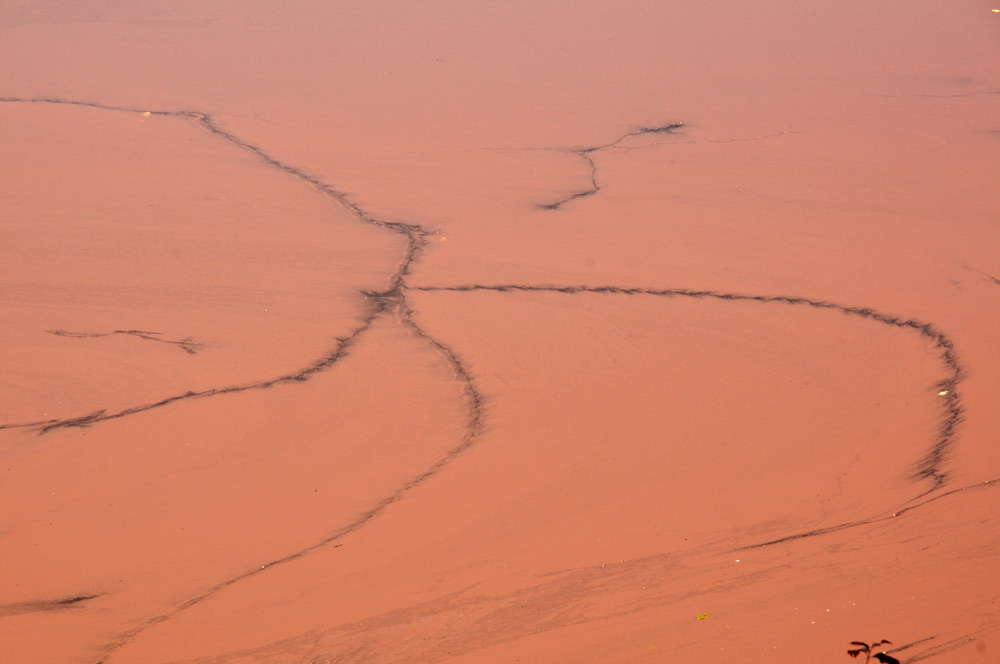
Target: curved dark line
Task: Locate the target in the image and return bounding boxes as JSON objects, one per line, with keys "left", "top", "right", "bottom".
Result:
{"left": 413, "top": 283, "right": 963, "bottom": 489}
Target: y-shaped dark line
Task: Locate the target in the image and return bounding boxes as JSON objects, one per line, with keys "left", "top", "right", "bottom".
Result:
{"left": 414, "top": 283, "right": 963, "bottom": 489}
{"left": 47, "top": 329, "right": 201, "bottom": 355}
{"left": 537, "top": 123, "right": 684, "bottom": 210}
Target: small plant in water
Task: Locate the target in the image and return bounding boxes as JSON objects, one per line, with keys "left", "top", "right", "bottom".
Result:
{"left": 847, "top": 640, "right": 900, "bottom": 664}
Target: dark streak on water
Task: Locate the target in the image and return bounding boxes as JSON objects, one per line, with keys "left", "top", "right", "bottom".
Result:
{"left": 0, "top": 594, "right": 103, "bottom": 618}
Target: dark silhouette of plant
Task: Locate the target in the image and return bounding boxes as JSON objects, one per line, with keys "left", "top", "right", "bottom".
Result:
{"left": 848, "top": 640, "right": 901, "bottom": 664}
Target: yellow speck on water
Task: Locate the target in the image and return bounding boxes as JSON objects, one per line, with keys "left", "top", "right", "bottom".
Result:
{"left": 142, "top": 111, "right": 151, "bottom": 117}
{"left": 993, "top": 8, "right": 1000, "bottom": 12}
{"left": 939, "top": 390, "right": 950, "bottom": 396}
{"left": 697, "top": 614, "right": 710, "bottom": 620}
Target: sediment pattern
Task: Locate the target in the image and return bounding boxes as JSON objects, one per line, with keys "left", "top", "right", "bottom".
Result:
{"left": 0, "top": 97, "right": 989, "bottom": 663}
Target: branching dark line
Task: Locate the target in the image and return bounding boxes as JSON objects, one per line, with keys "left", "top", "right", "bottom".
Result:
{"left": 47, "top": 329, "right": 201, "bottom": 354}
{"left": 414, "top": 283, "right": 964, "bottom": 489}
{"left": 538, "top": 123, "right": 683, "bottom": 210}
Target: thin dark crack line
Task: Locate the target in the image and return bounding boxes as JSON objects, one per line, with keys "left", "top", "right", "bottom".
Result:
{"left": 47, "top": 329, "right": 201, "bottom": 354}
{"left": 414, "top": 284, "right": 963, "bottom": 490}
{"left": 537, "top": 123, "right": 684, "bottom": 210}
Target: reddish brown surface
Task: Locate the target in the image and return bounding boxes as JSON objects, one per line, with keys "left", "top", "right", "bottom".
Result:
{"left": 1, "top": 2, "right": 999, "bottom": 663}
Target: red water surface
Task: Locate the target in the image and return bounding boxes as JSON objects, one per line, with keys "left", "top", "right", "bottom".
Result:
{"left": 1, "top": 1, "right": 999, "bottom": 662}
